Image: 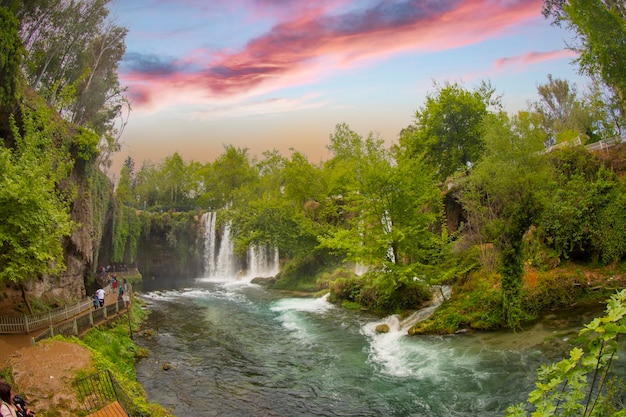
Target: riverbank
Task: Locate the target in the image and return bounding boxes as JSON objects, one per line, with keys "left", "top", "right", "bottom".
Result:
{"left": 0, "top": 291, "right": 172, "bottom": 417}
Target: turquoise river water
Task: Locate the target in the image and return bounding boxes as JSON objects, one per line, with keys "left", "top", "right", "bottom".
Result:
{"left": 133, "top": 276, "right": 607, "bottom": 417}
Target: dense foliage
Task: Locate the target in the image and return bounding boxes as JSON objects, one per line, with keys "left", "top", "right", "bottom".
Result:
{"left": 0, "top": 1, "right": 127, "bottom": 309}
{"left": 114, "top": 80, "right": 626, "bottom": 323}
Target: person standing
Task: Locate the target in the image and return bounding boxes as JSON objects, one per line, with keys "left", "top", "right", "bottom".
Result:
{"left": 92, "top": 292, "right": 99, "bottom": 309}
{"left": 96, "top": 287, "right": 105, "bottom": 308}
{"left": 118, "top": 283, "right": 126, "bottom": 308}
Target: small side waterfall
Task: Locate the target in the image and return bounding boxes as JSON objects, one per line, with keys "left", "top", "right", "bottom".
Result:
{"left": 202, "top": 211, "right": 280, "bottom": 280}
{"left": 364, "top": 285, "right": 452, "bottom": 335}
{"left": 247, "top": 245, "right": 280, "bottom": 279}
{"left": 215, "top": 222, "right": 237, "bottom": 278}
{"left": 399, "top": 285, "right": 452, "bottom": 330}
{"left": 362, "top": 285, "right": 452, "bottom": 377}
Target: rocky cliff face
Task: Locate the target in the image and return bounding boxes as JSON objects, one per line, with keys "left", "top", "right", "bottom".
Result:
{"left": 25, "top": 168, "right": 112, "bottom": 304}
{"left": 136, "top": 213, "right": 204, "bottom": 280}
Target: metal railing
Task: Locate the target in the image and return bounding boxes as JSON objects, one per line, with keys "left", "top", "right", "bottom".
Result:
{"left": 75, "top": 369, "right": 146, "bottom": 416}
{"left": 32, "top": 297, "right": 129, "bottom": 344}
{"left": 544, "top": 134, "right": 624, "bottom": 154}
{"left": 0, "top": 283, "right": 136, "bottom": 336}
{"left": 584, "top": 135, "right": 623, "bottom": 152}
{"left": 0, "top": 297, "right": 95, "bottom": 334}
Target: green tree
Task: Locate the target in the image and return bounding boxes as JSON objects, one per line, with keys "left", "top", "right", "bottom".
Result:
{"left": 159, "top": 152, "right": 186, "bottom": 207}
{"left": 0, "top": 6, "right": 22, "bottom": 112}
{"left": 319, "top": 124, "right": 440, "bottom": 270}
{"left": 226, "top": 149, "right": 322, "bottom": 260}
{"left": 460, "top": 111, "right": 550, "bottom": 328}
{"left": 538, "top": 147, "right": 626, "bottom": 264}
{"left": 398, "top": 81, "right": 493, "bottom": 182}
{"left": 133, "top": 160, "right": 158, "bottom": 210}
{"left": 9, "top": 0, "right": 129, "bottom": 168}
{"left": 532, "top": 74, "right": 600, "bottom": 145}
{"left": 116, "top": 161, "right": 133, "bottom": 206}
{"left": 209, "top": 145, "right": 257, "bottom": 209}
{"left": 0, "top": 112, "right": 73, "bottom": 313}
{"left": 543, "top": 0, "right": 626, "bottom": 131}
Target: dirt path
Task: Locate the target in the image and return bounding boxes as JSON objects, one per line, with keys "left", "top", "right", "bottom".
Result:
{"left": 0, "top": 289, "right": 126, "bottom": 415}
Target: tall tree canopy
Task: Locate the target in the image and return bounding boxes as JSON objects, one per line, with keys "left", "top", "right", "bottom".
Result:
{"left": 1, "top": 0, "right": 129, "bottom": 168}
{"left": 461, "top": 110, "right": 551, "bottom": 328}
{"left": 398, "top": 81, "right": 494, "bottom": 182}
{"left": 531, "top": 74, "right": 600, "bottom": 144}
{"left": 543, "top": 0, "right": 626, "bottom": 132}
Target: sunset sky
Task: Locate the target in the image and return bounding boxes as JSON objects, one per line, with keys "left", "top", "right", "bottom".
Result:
{"left": 109, "top": 0, "right": 582, "bottom": 176}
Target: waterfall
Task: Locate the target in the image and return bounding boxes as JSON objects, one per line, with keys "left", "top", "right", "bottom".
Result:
{"left": 353, "top": 263, "right": 368, "bottom": 276}
{"left": 202, "top": 212, "right": 238, "bottom": 279}
{"left": 202, "top": 212, "right": 217, "bottom": 277}
{"left": 399, "top": 286, "right": 452, "bottom": 330}
{"left": 247, "top": 245, "right": 280, "bottom": 278}
{"left": 362, "top": 285, "right": 452, "bottom": 376}
{"left": 202, "top": 211, "right": 280, "bottom": 280}
{"left": 215, "top": 222, "right": 237, "bottom": 278}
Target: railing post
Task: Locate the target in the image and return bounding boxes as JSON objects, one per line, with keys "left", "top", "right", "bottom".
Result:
{"left": 103, "top": 305, "right": 107, "bottom": 319}
{"left": 89, "top": 310, "right": 93, "bottom": 327}
{"left": 24, "top": 315, "right": 29, "bottom": 334}
{"left": 64, "top": 305, "right": 68, "bottom": 320}
{"left": 73, "top": 318, "right": 78, "bottom": 336}
{"left": 49, "top": 324, "right": 54, "bottom": 338}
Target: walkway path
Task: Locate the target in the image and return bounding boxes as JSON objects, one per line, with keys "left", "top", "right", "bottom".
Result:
{"left": 0, "top": 289, "right": 123, "bottom": 362}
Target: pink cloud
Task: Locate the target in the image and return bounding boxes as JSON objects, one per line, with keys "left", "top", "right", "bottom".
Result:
{"left": 495, "top": 49, "right": 578, "bottom": 71}
{"left": 122, "top": 0, "right": 547, "bottom": 110}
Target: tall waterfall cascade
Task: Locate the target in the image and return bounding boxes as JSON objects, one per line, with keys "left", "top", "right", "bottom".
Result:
{"left": 201, "top": 212, "right": 280, "bottom": 280}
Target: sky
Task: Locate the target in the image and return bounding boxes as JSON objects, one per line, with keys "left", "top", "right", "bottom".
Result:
{"left": 109, "top": 0, "right": 583, "bottom": 176}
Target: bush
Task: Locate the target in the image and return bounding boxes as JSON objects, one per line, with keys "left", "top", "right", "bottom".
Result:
{"left": 327, "top": 267, "right": 432, "bottom": 314}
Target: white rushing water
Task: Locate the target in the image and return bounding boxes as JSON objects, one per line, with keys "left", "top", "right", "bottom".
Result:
{"left": 201, "top": 211, "right": 280, "bottom": 281}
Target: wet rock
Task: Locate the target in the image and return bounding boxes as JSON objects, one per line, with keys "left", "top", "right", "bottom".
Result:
{"left": 375, "top": 324, "right": 390, "bottom": 333}
{"left": 250, "top": 277, "right": 277, "bottom": 286}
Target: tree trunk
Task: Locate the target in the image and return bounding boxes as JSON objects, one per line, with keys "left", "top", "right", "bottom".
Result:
{"left": 20, "top": 283, "right": 34, "bottom": 315}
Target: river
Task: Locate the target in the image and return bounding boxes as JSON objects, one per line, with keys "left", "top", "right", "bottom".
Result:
{"left": 133, "top": 276, "right": 604, "bottom": 417}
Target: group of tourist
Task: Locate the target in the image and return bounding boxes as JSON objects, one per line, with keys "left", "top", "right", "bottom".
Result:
{"left": 91, "top": 276, "right": 129, "bottom": 310}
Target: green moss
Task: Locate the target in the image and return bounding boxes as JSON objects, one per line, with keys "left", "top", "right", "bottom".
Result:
{"left": 341, "top": 300, "right": 363, "bottom": 310}
{"left": 410, "top": 271, "right": 504, "bottom": 334}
